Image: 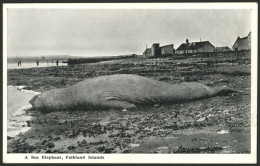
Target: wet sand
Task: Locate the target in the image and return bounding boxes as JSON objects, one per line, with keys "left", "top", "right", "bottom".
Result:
{"left": 7, "top": 86, "right": 40, "bottom": 137}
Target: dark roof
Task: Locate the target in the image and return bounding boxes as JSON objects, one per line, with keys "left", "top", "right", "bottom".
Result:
{"left": 143, "top": 48, "right": 151, "bottom": 54}
{"left": 176, "top": 41, "right": 214, "bottom": 50}
{"left": 233, "top": 32, "right": 251, "bottom": 47}
{"left": 233, "top": 36, "right": 249, "bottom": 47}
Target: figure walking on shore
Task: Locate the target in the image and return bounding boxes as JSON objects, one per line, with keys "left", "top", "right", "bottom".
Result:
{"left": 18, "top": 60, "right": 21, "bottom": 66}
{"left": 56, "top": 60, "right": 59, "bottom": 66}
{"left": 37, "top": 60, "right": 39, "bottom": 66}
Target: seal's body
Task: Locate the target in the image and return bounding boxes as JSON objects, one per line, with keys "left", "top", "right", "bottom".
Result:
{"left": 30, "top": 74, "right": 235, "bottom": 111}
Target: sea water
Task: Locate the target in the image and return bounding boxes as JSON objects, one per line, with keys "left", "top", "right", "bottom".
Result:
{"left": 7, "top": 61, "right": 67, "bottom": 69}
{"left": 7, "top": 86, "right": 40, "bottom": 137}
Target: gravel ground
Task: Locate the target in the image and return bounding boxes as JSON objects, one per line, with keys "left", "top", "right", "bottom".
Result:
{"left": 7, "top": 51, "right": 251, "bottom": 153}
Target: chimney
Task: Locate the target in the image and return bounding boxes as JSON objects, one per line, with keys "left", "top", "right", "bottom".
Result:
{"left": 186, "top": 39, "right": 189, "bottom": 44}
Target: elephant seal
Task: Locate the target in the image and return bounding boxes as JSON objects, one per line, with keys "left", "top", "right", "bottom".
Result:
{"left": 29, "top": 74, "right": 236, "bottom": 111}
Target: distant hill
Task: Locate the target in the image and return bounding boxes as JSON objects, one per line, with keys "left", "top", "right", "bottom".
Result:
{"left": 68, "top": 54, "right": 143, "bottom": 65}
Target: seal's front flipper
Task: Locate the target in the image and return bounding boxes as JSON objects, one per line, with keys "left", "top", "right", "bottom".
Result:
{"left": 103, "top": 99, "right": 136, "bottom": 109}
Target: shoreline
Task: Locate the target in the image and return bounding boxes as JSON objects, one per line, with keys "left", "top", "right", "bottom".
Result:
{"left": 7, "top": 85, "right": 40, "bottom": 138}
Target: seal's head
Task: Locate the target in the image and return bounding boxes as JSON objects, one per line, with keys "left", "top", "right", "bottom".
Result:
{"left": 29, "top": 94, "right": 40, "bottom": 108}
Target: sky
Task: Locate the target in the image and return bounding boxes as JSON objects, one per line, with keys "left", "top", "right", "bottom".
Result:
{"left": 7, "top": 9, "right": 251, "bottom": 57}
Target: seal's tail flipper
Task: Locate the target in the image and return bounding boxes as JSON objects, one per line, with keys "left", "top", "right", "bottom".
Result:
{"left": 216, "top": 86, "right": 239, "bottom": 96}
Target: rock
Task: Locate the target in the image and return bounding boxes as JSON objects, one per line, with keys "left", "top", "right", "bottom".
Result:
{"left": 157, "top": 146, "right": 168, "bottom": 150}
{"left": 46, "top": 142, "right": 55, "bottom": 148}
{"left": 54, "top": 149, "right": 64, "bottom": 153}
{"left": 58, "top": 120, "right": 67, "bottom": 125}
{"left": 41, "top": 140, "right": 47, "bottom": 145}
{"left": 68, "top": 145, "right": 77, "bottom": 150}
{"left": 207, "top": 114, "right": 214, "bottom": 118}
{"left": 7, "top": 136, "right": 14, "bottom": 140}
{"left": 97, "top": 146, "right": 105, "bottom": 152}
{"left": 26, "top": 121, "right": 31, "bottom": 127}
{"left": 54, "top": 137, "right": 61, "bottom": 141}
{"left": 199, "top": 146, "right": 207, "bottom": 150}
{"left": 217, "top": 130, "right": 229, "bottom": 134}
{"left": 222, "top": 110, "right": 230, "bottom": 115}
{"left": 104, "top": 147, "right": 114, "bottom": 153}
{"left": 122, "top": 149, "right": 130, "bottom": 153}
{"left": 68, "top": 133, "right": 76, "bottom": 138}
{"left": 45, "top": 150, "right": 52, "bottom": 153}
{"left": 154, "top": 104, "right": 160, "bottom": 108}
{"left": 197, "top": 117, "right": 206, "bottom": 122}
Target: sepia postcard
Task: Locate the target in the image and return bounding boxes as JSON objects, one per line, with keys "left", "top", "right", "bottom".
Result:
{"left": 2, "top": 2, "right": 258, "bottom": 164}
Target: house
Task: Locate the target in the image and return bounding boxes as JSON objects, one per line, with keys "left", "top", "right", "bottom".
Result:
{"left": 143, "top": 43, "right": 174, "bottom": 57}
{"left": 160, "top": 44, "right": 174, "bottom": 55}
{"left": 151, "top": 43, "right": 161, "bottom": 57}
{"left": 176, "top": 39, "right": 215, "bottom": 55}
{"left": 215, "top": 46, "right": 232, "bottom": 52}
{"left": 143, "top": 48, "right": 152, "bottom": 57}
{"left": 233, "top": 32, "right": 251, "bottom": 51}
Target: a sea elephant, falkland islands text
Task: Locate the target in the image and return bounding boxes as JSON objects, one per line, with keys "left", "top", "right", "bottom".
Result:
{"left": 29, "top": 74, "right": 236, "bottom": 111}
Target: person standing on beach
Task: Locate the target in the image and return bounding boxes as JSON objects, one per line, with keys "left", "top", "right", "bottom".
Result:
{"left": 56, "top": 60, "right": 59, "bottom": 66}
{"left": 37, "top": 60, "right": 39, "bottom": 66}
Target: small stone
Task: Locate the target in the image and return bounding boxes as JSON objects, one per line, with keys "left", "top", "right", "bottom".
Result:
{"left": 199, "top": 146, "right": 207, "bottom": 150}
{"left": 154, "top": 104, "right": 160, "bottom": 108}
{"left": 41, "top": 140, "right": 47, "bottom": 145}
{"left": 157, "top": 146, "right": 168, "bottom": 150}
{"left": 122, "top": 149, "right": 130, "bottom": 153}
{"left": 68, "top": 145, "right": 77, "bottom": 150}
{"left": 104, "top": 147, "right": 114, "bottom": 153}
{"left": 45, "top": 150, "right": 52, "bottom": 153}
{"left": 97, "top": 146, "right": 105, "bottom": 152}
{"left": 53, "top": 137, "right": 61, "bottom": 141}
{"left": 222, "top": 146, "right": 229, "bottom": 149}
{"left": 46, "top": 142, "right": 55, "bottom": 148}
{"left": 7, "top": 136, "right": 14, "bottom": 140}
{"left": 197, "top": 117, "right": 206, "bottom": 122}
